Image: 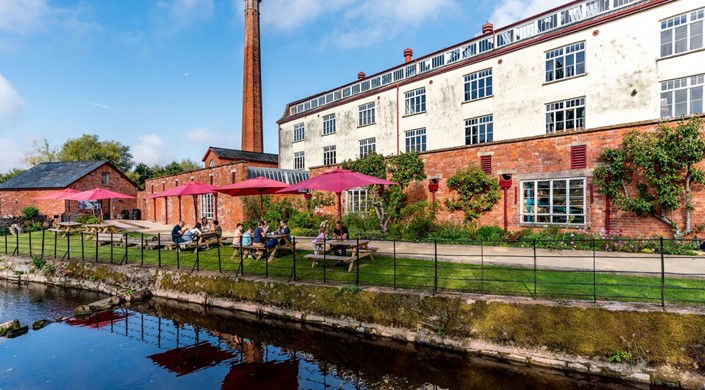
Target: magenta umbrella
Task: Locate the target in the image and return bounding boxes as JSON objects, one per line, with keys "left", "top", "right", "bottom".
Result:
{"left": 215, "top": 176, "right": 288, "bottom": 217}
{"left": 276, "top": 168, "right": 397, "bottom": 220}
{"left": 33, "top": 188, "right": 82, "bottom": 220}
{"left": 65, "top": 188, "right": 136, "bottom": 221}
{"left": 148, "top": 181, "right": 217, "bottom": 224}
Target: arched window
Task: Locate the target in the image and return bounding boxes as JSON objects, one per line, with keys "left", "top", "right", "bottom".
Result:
{"left": 209, "top": 159, "right": 215, "bottom": 167}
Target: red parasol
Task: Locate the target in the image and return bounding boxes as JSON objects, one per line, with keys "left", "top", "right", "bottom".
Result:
{"left": 215, "top": 176, "right": 288, "bottom": 217}
{"left": 32, "top": 188, "right": 81, "bottom": 200}
{"left": 65, "top": 188, "right": 135, "bottom": 201}
{"left": 148, "top": 181, "right": 217, "bottom": 224}
{"left": 276, "top": 168, "right": 396, "bottom": 220}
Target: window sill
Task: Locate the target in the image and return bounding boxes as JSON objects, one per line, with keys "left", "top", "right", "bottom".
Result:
{"left": 542, "top": 72, "right": 588, "bottom": 86}
{"left": 402, "top": 111, "right": 426, "bottom": 118}
{"left": 321, "top": 132, "right": 336, "bottom": 137}
{"left": 519, "top": 222, "right": 585, "bottom": 228}
{"left": 357, "top": 123, "right": 376, "bottom": 129}
{"left": 462, "top": 95, "right": 493, "bottom": 105}
{"left": 657, "top": 47, "right": 705, "bottom": 62}
{"left": 292, "top": 140, "right": 304, "bottom": 143}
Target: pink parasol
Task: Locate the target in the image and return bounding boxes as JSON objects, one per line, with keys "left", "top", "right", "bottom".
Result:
{"left": 32, "top": 188, "right": 81, "bottom": 200}
{"left": 148, "top": 181, "right": 217, "bottom": 224}
{"left": 276, "top": 168, "right": 396, "bottom": 220}
{"left": 215, "top": 176, "right": 288, "bottom": 216}
{"left": 65, "top": 188, "right": 136, "bottom": 221}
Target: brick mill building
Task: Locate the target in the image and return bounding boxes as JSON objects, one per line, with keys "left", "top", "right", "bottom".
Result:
{"left": 277, "top": 0, "right": 705, "bottom": 237}
{"left": 0, "top": 161, "right": 138, "bottom": 219}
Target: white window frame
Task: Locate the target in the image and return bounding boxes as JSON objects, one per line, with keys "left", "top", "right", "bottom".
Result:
{"left": 323, "top": 145, "right": 336, "bottom": 166}
{"left": 358, "top": 102, "right": 376, "bottom": 127}
{"left": 545, "top": 42, "right": 586, "bottom": 82}
{"left": 465, "top": 115, "right": 494, "bottom": 145}
{"left": 405, "top": 128, "right": 427, "bottom": 153}
{"left": 660, "top": 9, "right": 704, "bottom": 57}
{"left": 546, "top": 97, "right": 586, "bottom": 133}
{"left": 464, "top": 69, "right": 493, "bottom": 101}
{"left": 293, "top": 123, "right": 305, "bottom": 142}
{"left": 404, "top": 87, "right": 426, "bottom": 115}
{"left": 660, "top": 74, "right": 704, "bottom": 118}
{"left": 322, "top": 114, "right": 336, "bottom": 135}
{"left": 346, "top": 188, "right": 372, "bottom": 213}
{"left": 293, "top": 151, "right": 305, "bottom": 170}
{"left": 200, "top": 193, "right": 214, "bottom": 219}
{"left": 359, "top": 137, "right": 376, "bottom": 158}
{"left": 521, "top": 178, "right": 586, "bottom": 225}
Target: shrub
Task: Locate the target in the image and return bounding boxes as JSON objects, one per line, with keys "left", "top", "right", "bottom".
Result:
{"left": 343, "top": 211, "right": 383, "bottom": 239}
{"left": 471, "top": 225, "right": 508, "bottom": 243}
{"left": 389, "top": 201, "right": 437, "bottom": 241}
{"left": 21, "top": 206, "right": 40, "bottom": 220}
{"left": 31, "top": 255, "right": 46, "bottom": 270}
{"left": 76, "top": 215, "right": 101, "bottom": 225}
{"left": 429, "top": 222, "right": 471, "bottom": 242}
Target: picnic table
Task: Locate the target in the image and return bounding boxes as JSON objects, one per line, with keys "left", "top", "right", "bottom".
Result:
{"left": 235, "top": 233, "right": 294, "bottom": 262}
{"left": 305, "top": 239, "right": 378, "bottom": 272}
{"left": 84, "top": 224, "right": 121, "bottom": 234}
{"left": 49, "top": 222, "right": 84, "bottom": 237}
{"left": 164, "top": 231, "right": 224, "bottom": 253}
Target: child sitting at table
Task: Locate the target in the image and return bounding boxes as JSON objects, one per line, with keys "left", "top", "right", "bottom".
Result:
{"left": 242, "top": 228, "right": 254, "bottom": 258}
{"left": 312, "top": 222, "right": 328, "bottom": 255}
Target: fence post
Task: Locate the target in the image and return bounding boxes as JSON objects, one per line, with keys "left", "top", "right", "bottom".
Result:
{"left": 533, "top": 239, "right": 537, "bottom": 299}
{"left": 140, "top": 233, "right": 144, "bottom": 266}
{"left": 195, "top": 245, "right": 199, "bottom": 272}
{"left": 323, "top": 236, "right": 327, "bottom": 285}
{"left": 433, "top": 239, "right": 438, "bottom": 295}
{"left": 176, "top": 241, "right": 180, "bottom": 269}
{"left": 53, "top": 231, "right": 57, "bottom": 259}
{"left": 95, "top": 232, "right": 99, "bottom": 263}
{"left": 265, "top": 249, "right": 268, "bottom": 278}
{"left": 124, "top": 233, "right": 129, "bottom": 265}
{"left": 217, "top": 241, "right": 221, "bottom": 273}
{"left": 593, "top": 237, "right": 597, "bottom": 303}
{"left": 157, "top": 233, "right": 162, "bottom": 268}
{"left": 29, "top": 230, "right": 32, "bottom": 257}
{"left": 4, "top": 232, "right": 7, "bottom": 255}
{"left": 480, "top": 241, "right": 484, "bottom": 294}
{"left": 65, "top": 231, "right": 69, "bottom": 260}
{"left": 393, "top": 240, "right": 397, "bottom": 290}
{"left": 15, "top": 231, "right": 20, "bottom": 256}
{"left": 660, "top": 237, "right": 666, "bottom": 309}
{"left": 355, "top": 237, "right": 360, "bottom": 286}
{"left": 239, "top": 240, "right": 244, "bottom": 276}
{"left": 81, "top": 232, "right": 84, "bottom": 261}
{"left": 291, "top": 237, "right": 297, "bottom": 282}
{"left": 110, "top": 232, "right": 114, "bottom": 263}
{"left": 41, "top": 228, "right": 45, "bottom": 257}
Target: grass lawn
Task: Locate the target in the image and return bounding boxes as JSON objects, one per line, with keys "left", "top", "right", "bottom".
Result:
{"left": 3, "top": 231, "right": 705, "bottom": 306}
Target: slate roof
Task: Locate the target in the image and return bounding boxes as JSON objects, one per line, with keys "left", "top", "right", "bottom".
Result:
{"left": 204, "top": 147, "right": 278, "bottom": 164}
{"left": 0, "top": 161, "right": 110, "bottom": 190}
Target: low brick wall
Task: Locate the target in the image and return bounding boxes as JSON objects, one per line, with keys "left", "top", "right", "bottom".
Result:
{"left": 1, "top": 256, "right": 703, "bottom": 388}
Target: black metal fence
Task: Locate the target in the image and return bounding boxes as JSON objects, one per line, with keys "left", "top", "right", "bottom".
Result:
{"left": 3, "top": 231, "right": 704, "bottom": 308}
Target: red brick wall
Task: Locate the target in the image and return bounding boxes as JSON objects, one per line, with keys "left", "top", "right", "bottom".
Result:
{"left": 0, "top": 163, "right": 137, "bottom": 219}
{"left": 307, "top": 118, "right": 705, "bottom": 238}
{"left": 139, "top": 161, "right": 279, "bottom": 232}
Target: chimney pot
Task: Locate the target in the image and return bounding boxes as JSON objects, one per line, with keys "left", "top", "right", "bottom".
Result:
{"left": 482, "top": 21, "right": 494, "bottom": 35}
{"left": 358, "top": 71, "right": 365, "bottom": 80}
{"left": 404, "top": 48, "right": 413, "bottom": 63}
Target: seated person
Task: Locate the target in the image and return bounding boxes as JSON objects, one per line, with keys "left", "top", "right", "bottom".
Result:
{"left": 201, "top": 217, "right": 212, "bottom": 232}
{"left": 253, "top": 221, "right": 265, "bottom": 247}
{"left": 213, "top": 220, "right": 222, "bottom": 238}
{"left": 242, "top": 228, "right": 254, "bottom": 258}
{"left": 312, "top": 222, "right": 328, "bottom": 255}
{"left": 278, "top": 219, "right": 292, "bottom": 245}
{"left": 232, "top": 223, "right": 244, "bottom": 247}
{"left": 171, "top": 221, "right": 187, "bottom": 244}
{"left": 332, "top": 220, "right": 349, "bottom": 256}
{"left": 182, "top": 223, "right": 203, "bottom": 243}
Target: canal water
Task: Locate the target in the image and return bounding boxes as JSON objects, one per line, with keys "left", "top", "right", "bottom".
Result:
{"left": 0, "top": 280, "right": 648, "bottom": 389}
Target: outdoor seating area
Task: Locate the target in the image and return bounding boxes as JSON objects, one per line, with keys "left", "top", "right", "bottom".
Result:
{"left": 305, "top": 239, "right": 377, "bottom": 272}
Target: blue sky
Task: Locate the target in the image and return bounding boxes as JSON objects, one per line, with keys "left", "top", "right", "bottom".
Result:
{"left": 0, "top": 0, "right": 564, "bottom": 172}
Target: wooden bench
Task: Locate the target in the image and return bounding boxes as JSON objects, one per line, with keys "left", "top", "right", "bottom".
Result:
{"left": 305, "top": 251, "right": 374, "bottom": 272}
{"left": 94, "top": 233, "right": 124, "bottom": 246}
{"left": 237, "top": 244, "right": 270, "bottom": 261}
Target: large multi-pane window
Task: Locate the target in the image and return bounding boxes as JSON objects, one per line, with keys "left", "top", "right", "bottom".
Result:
{"left": 465, "top": 115, "right": 494, "bottom": 145}
{"left": 347, "top": 188, "right": 372, "bottom": 213}
{"left": 359, "top": 137, "right": 376, "bottom": 157}
{"left": 660, "top": 74, "right": 704, "bottom": 118}
{"left": 323, "top": 145, "right": 336, "bottom": 166}
{"left": 293, "top": 151, "right": 305, "bottom": 170}
{"left": 545, "top": 42, "right": 585, "bottom": 82}
{"left": 660, "top": 9, "right": 704, "bottom": 57}
{"left": 464, "top": 69, "right": 493, "bottom": 101}
{"left": 405, "top": 128, "right": 427, "bottom": 153}
{"left": 546, "top": 97, "right": 586, "bottom": 133}
{"left": 200, "top": 193, "right": 214, "bottom": 219}
{"left": 293, "top": 123, "right": 305, "bottom": 142}
{"left": 521, "top": 178, "right": 585, "bottom": 224}
{"left": 404, "top": 87, "right": 426, "bottom": 115}
{"left": 322, "top": 114, "right": 336, "bottom": 135}
{"left": 358, "top": 102, "right": 376, "bottom": 127}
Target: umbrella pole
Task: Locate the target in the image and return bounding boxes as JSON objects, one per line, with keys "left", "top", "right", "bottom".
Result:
{"left": 259, "top": 191, "right": 264, "bottom": 219}
{"left": 214, "top": 193, "right": 218, "bottom": 221}
{"left": 178, "top": 196, "right": 182, "bottom": 223}
{"left": 337, "top": 192, "right": 342, "bottom": 221}
{"left": 193, "top": 194, "right": 198, "bottom": 225}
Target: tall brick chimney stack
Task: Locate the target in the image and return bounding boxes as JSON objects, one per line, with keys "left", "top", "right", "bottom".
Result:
{"left": 241, "top": 0, "right": 263, "bottom": 153}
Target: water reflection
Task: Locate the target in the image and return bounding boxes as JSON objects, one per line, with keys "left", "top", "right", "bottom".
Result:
{"left": 1, "top": 283, "right": 653, "bottom": 390}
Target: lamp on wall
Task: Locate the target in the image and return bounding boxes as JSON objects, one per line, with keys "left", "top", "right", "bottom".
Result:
{"left": 428, "top": 178, "right": 439, "bottom": 203}
{"left": 499, "top": 174, "right": 512, "bottom": 231}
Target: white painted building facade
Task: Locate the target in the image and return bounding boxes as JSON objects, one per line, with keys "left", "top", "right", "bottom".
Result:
{"left": 278, "top": 0, "right": 704, "bottom": 171}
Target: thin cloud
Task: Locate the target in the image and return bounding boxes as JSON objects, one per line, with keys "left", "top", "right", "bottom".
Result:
{"left": 84, "top": 100, "right": 113, "bottom": 110}
{"left": 256, "top": 0, "right": 355, "bottom": 32}
{"left": 0, "top": 74, "right": 25, "bottom": 127}
{"left": 185, "top": 127, "right": 218, "bottom": 143}
{"left": 132, "top": 134, "right": 173, "bottom": 166}
{"left": 0, "top": 137, "right": 27, "bottom": 172}
{"left": 0, "top": 0, "right": 48, "bottom": 35}
{"left": 154, "top": 0, "right": 214, "bottom": 36}
{"left": 489, "top": 0, "right": 567, "bottom": 29}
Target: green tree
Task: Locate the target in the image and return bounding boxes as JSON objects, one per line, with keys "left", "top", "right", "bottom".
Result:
{"left": 178, "top": 159, "right": 200, "bottom": 172}
{"left": 57, "top": 134, "right": 134, "bottom": 172}
{"left": 593, "top": 118, "right": 705, "bottom": 237}
{"left": 342, "top": 151, "right": 426, "bottom": 233}
{"left": 444, "top": 164, "right": 500, "bottom": 224}
{"left": 0, "top": 168, "right": 25, "bottom": 184}
{"left": 24, "top": 139, "right": 59, "bottom": 166}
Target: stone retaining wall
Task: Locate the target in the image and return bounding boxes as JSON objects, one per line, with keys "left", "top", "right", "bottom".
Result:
{"left": 1, "top": 255, "right": 703, "bottom": 388}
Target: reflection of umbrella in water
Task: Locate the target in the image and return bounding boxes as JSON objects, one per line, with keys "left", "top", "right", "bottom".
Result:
{"left": 277, "top": 168, "right": 397, "bottom": 220}
{"left": 149, "top": 342, "right": 234, "bottom": 377}
{"left": 221, "top": 359, "right": 298, "bottom": 390}
{"left": 215, "top": 177, "right": 289, "bottom": 218}
{"left": 65, "top": 310, "right": 130, "bottom": 329}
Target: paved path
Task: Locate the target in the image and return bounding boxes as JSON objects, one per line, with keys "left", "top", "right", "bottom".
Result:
{"left": 105, "top": 220, "right": 705, "bottom": 276}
